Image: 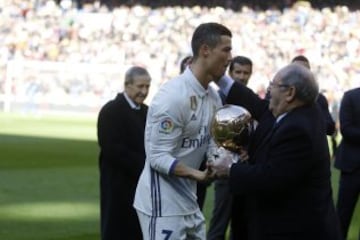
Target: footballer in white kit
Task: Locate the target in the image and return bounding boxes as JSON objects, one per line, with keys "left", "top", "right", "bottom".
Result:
{"left": 133, "top": 67, "right": 222, "bottom": 239}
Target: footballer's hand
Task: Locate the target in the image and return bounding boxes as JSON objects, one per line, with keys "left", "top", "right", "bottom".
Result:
{"left": 196, "top": 167, "right": 216, "bottom": 183}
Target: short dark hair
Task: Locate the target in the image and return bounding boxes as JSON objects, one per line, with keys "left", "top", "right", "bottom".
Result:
{"left": 291, "top": 55, "right": 311, "bottom": 69}
{"left": 180, "top": 56, "right": 192, "bottom": 73}
{"left": 229, "top": 56, "right": 253, "bottom": 73}
{"left": 124, "top": 66, "right": 150, "bottom": 85}
{"left": 191, "top": 22, "right": 232, "bottom": 58}
{"left": 291, "top": 55, "right": 309, "bottom": 64}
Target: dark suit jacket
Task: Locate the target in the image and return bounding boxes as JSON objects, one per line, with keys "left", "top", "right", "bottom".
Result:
{"left": 97, "top": 93, "right": 147, "bottom": 240}
{"left": 317, "top": 93, "right": 336, "bottom": 135}
{"left": 226, "top": 82, "right": 275, "bottom": 161}
{"left": 226, "top": 82, "right": 341, "bottom": 240}
{"left": 335, "top": 87, "right": 360, "bottom": 172}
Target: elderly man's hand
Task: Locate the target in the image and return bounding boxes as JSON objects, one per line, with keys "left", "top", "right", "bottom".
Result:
{"left": 208, "top": 147, "right": 239, "bottom": 178}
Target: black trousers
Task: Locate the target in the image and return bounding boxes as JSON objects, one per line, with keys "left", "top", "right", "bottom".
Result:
{"left": 336, "top": 168, "right": 360, "bottom": 240}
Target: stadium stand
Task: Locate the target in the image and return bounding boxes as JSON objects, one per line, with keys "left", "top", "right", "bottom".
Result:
{"left": 1, "top": 0, "right": 359, "bottom": 114}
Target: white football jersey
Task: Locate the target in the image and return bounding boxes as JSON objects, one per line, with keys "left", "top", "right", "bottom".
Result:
{"left": 134, "top": 68, "right": 222, "bottom": 216}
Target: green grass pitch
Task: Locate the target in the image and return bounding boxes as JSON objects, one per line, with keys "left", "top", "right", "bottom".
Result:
{"left": 0, "top": 113, "right": 358, "bottom": 240}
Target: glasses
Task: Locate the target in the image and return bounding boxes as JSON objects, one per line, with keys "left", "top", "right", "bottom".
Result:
{"left": 269, "top": 81, "right": 290, "bottom": 89}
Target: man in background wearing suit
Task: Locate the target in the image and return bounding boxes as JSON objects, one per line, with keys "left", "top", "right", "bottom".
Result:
{"left": 335, "top": 87, "right": 360, "bottom": 240}
{"left": 228, "top": 55, "right": 253, "bottom": 86}
{"left": 97, "top": 66, "right": 151, "bottom": 240}
{"left": 207, "top": 55, "right": 253, "bottom": 240}
{"left": 211, "top": 63, "right": 341, "bottom": 240}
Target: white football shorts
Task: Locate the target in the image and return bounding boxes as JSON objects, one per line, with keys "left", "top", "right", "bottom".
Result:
{"left": 136, "top": 209, "right": 206, "bottom": 240}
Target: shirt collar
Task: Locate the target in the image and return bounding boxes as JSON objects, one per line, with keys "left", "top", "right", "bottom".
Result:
{"left": 276, "top": 112, "right": 287, "bottom": 124}
{"left": 217, "top": 75, "right": 234, "bottom": 98}
{"left": 183, "top": 67, "right": 209, "bottom": 98}
{"left": 124, "top": 92, "right": 141, "bottom": 110}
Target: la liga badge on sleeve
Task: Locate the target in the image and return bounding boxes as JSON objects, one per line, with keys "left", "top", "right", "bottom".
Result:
{"left": 159, "top": 118, "right": 174, "bottom": 134}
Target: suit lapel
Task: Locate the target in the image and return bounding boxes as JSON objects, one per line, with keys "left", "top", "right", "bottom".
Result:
{"left": 248, "top": 113, "right": 275, "bottom": 156}
{"left": 250, "top": 117, "right": 283, "bottom": 163}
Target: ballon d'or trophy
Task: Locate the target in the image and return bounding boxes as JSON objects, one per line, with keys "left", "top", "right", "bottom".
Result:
{"left": 210, "top": 104, "right": 252, "bottom": 153}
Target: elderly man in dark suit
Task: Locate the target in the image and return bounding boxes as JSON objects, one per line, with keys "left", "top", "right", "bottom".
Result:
{"left": 97, "top": 66, "right": 151, "bottom": 240}
{"left": 335, "top": 87, "right": 360, "bottom": 240}
{"left": 211, "top": 63, "right": 341, "bottom": 240}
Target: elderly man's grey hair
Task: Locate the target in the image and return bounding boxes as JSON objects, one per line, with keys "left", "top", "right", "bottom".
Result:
{"left": 280, "top": 64, "right": 319, "bottom": 104}
{"left": 124, "top": 66, "right": 150, "bottom": 86}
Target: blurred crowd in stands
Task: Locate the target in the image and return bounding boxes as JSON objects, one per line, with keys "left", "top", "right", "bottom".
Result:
{"left": 74, "top": 0, "right": 360, "bottom": 11}
{"left": 1, "top": 0, "right": 360, "bottom": 115}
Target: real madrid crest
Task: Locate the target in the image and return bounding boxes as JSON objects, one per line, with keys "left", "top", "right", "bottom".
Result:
{"left": 190, "top": 96, "right": 197, "bottom": 111}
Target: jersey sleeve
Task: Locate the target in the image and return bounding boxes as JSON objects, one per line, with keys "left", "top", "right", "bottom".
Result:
{"left": 145, "top": 91, "right": 186, "bottom": 175}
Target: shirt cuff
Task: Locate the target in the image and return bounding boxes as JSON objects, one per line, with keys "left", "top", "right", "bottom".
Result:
{"left": 169, "top": 159, "right": 178, "bottom": 175}
{"left": 217, "top": 75, "right": 234, "bottom": 98}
